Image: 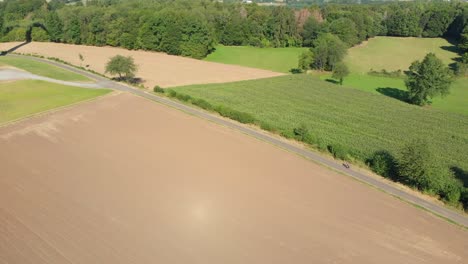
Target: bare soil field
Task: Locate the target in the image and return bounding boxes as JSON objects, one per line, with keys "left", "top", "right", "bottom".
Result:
{"left": 0, "top": 42, "right": 283, "bottom": 88}
{"left": 0, "top": 92, "right": 467, "bottom": 264}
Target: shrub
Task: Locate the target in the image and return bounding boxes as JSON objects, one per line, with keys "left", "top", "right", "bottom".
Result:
{"left": 290, "top": 68, "right": 303, "bottom": 74}
{"left": 440, "top": 179, "right": 462, "bottom": 206}
{"left": 316, "top": 138, "right": 328, "bottom": 152}
{"left": 396, "top": 139, "right": 433, "bottom": 189}
{"left": 175, "top": 93, "right": 192, "bottom": 102}
{"left": 368, "top": 69, "right": 402, "bottom": 78}
{"left": 395, "top": 139, "right": 464, "bottom": 206}
{"left": 298, "top": 50, "right": 314, "bottom": 70}
{"left": 369, "top": 150, "right": 397, "bottom": 178}
{"left": 327, "top": 144, "right": 348, "bottom": 160}
{"left": 153, "top": 85, "right": 164, "bottom": 93}
{"left": 191, "top": 98, "right": 212, "bottom": 110}
{"left": 214, "top": 105, "right": 255, "bottom": 124}
{"left": 167, "top": 89, "right": 177, "bottom": 97}
{"left": 293, "top": 124, "right": 309, "bottom": 141}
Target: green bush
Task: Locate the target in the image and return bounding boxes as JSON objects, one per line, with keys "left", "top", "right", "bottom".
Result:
{"left": 167, "top": 89, "right": 177, "bottom": 97}
{"left": 191, "top": 98, "right": 212, "bottom": 110}
{"left": 175, "top": 93, "right": 192, "bottom": 102}
{"left": 396, "top": 139, "right": 433, "bottom": 189}
{"left": 31, "top": 27, "right": 49, "bottom": 42}
{"left": 369, "top": 151, "right": 397, "bottom": 178}
{"left": 327, "top": 144, "right": 348, "bottom": 160}
{"left": 214, "top": 105, "right": 255, "bottom": 124}
{"left": 2, "top": 28, "right": 26, "bottom": 42}
{"left": 394, "top": 140, "right": 465, "bottom": 206}
{"left": 153, "top": 85, "right": 164, "bottom": 93}
{"left": 315, "top": 138, "right": 328, "bottom": 152}
{"left": 440, "top": 179, "right": 462, "bottom": 206}
{"left": 290, "top": 68, "right": 303, "bottom": 74}
{"left": 368, "top": 69, "right": 402, "bottom": 78}
{"left": 293, "top": 124, "right": 309, "bottom": 141}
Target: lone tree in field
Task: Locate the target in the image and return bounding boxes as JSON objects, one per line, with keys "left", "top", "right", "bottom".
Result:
{"left": 404, "top": 53, "right": 452, "bottom": 106}
{"left": 105, "top": 55, "right": 137, "bottom": 81}
{"left": 312, "top": 33, "right": 347, "bottom": 71}
{"left": 332, "top": 63, "right": 349, "bottom": 85}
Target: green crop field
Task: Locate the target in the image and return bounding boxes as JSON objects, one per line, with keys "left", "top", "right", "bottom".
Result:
{"left": 0, "top": 56, "right": 91, "bottom": 82}
{"left": 0, "top": 80, "right": 110, "bottom": 124}
{"left": 204, "top": 45, "right": 308, "bottom": 73}
{"left": 174, "top": 74, "right": 468, "bottom": 172}
{"left": 344, "top": 37, "right": 459, "bottom": 73}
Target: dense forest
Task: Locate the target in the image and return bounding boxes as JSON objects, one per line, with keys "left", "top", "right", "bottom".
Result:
{"left": 0, "top": 0, "right": 467, "bottom": 59}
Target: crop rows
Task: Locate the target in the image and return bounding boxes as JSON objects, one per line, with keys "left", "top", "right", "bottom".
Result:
{"left": 174, "top": 75, "right": 468, "bottom": 172}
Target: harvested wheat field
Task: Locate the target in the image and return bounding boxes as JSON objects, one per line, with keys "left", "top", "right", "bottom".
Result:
{"left": 0, "top": 42, "right": 283, "bottom": 88}
{"left": 0, "top": 92, "right": 467, "bottom": 264}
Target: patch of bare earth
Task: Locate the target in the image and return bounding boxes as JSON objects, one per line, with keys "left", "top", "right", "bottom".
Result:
{"left": 0, "top": 92, "right": 466, "bottom": 263}
{"left": 0, "top": 42, "right": 283, "bottom": 88}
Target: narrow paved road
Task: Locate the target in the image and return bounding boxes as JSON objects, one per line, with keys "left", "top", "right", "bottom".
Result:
{"left": 0, "top": 68, "right": 101, "bottom": 88}
{"left": 9, "top": 54, "right": 468, "bottom": 228}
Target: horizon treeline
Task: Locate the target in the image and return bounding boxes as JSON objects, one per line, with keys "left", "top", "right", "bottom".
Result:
{"left": 0, "top": 0, "right": 467, "bottom": 58}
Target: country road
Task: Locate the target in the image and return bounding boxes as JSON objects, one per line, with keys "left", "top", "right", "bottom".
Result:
{"left": 0, "top": 68, "right": 102, "bottom": 88}
{"left": 8, "top": 54, "right": 468, "bottom": 228}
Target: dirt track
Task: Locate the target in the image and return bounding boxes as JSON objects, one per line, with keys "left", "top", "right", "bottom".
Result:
{"left": 0, "top": 42, "right": 283, "bottom": 88}
{"left": 0, "top": 92, "right": 466, "bottom": 263}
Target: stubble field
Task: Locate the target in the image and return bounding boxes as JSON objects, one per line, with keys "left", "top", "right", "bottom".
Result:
{"left": 0, "top": 92, "right": 467, "bottom": 263}
{"left": 0, "top": 42, "right": 283, "bottom": 88}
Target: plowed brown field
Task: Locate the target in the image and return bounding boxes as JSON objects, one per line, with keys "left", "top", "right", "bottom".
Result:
{"left": 0, "top": 92, "right": 466, "bottom": 263}
{"left": 0, "top": 42, "right": 283, "bottom": 88}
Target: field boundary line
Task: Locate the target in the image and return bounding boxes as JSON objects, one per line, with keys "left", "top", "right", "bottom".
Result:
{"left": 11, "top": 54, "right": 468, "bottom": 229}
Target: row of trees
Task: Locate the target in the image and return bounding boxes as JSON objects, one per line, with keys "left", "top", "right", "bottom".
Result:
{"left": 1, "top": 0, "right": 467, "bottom": 59}
{"left": 371, "top": 139, "right": 467, "bottom": 208}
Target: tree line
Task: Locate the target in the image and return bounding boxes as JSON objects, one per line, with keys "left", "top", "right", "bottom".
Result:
{"left": 0, "top": 0, "right": 467, "bottom": 59}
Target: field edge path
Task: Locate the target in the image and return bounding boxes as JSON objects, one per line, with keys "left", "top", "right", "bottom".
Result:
{"left": 10, "top": 54, "right": 468, "bottom": 228}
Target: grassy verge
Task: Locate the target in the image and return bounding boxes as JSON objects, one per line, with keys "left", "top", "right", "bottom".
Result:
{"left": 0, "top": 56, "right": 91, "bottom": 82}
{"left": 204, "top": 45, "right": 308, "bottom": 73}
{"left": 0, "top": 80, "right": 110, "bottom": 124}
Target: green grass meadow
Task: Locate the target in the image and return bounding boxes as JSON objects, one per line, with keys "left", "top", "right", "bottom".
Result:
{"left": 0, "top": 56, "right": 91, "bottom": 82}
{"left": 0, "top": 80, "right": 110, "bottom": 124}
{"left": 319, "top": 73, "right": 468, "bottom": 115}
{"left": 204, "top": 45, "right": 308, "bottom": 73}
{"left": 344, "top": 37, "right": 459, "bottom": 73}
{"left": 174, "top": 74, "right": 468, "bottom": 172}
{"left": 329, "top": 37, "right": 467, "bottom": 115}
